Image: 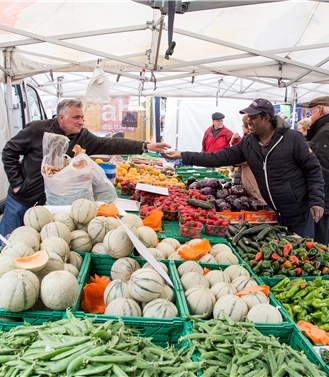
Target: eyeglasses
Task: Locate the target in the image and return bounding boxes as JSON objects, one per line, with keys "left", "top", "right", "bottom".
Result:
{"left": 310, "top": 105, "right": 321, "bottom": 114}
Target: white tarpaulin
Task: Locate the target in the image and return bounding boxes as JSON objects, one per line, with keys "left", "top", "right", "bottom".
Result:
{"left": 0, "top": 1, "right": 329, "bottom": 102}
{"left": 164, "top": 97, "right": 251, "bottom": 151}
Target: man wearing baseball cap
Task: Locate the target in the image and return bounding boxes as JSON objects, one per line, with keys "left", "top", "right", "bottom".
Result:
{"left": 303, "top": 96, "right": 329, "bottom": 245}
{"left": 201, "top": 112, "right": 241, "bottom": 152}
{"left": 163, "top": 98, "right": 325, "bottom": 240}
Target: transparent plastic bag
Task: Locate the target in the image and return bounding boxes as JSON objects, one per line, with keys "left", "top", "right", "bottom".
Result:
{"left": 42, "top": 153, "right": 94, "bottom": 205}
{"left": 42, "top": 132, "right": 69, "bottom": 168}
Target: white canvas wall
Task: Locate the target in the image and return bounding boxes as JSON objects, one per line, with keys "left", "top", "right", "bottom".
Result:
{"left": 163, "top": 97, "right": 251, "bottom": 152}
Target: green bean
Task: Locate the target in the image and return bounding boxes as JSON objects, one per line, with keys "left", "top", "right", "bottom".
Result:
{"left": 66, "top": 344, "right": 108, "bottom": 376}
{"left": 19, "top": 363, "right": 34, "bottom": 377}
{"left": 236, "top": 349, "right": 263, "bottom": 365}
{"left": 284, "top": 365, "right": 304, "bottom": 377}
{"left": 71, "top": 364, "right": 113, "bottom": 376}
{"left": 268, "top": 349, "right": 278, "bottom": 375}
{"left": 273, "top": 366, "right": 288, "bottom": 377}
{"left": 111, "top": 364, "right": 129, "bottom": 377}
{"left": 0, "top": 349, "right": 18, "bottom": 355}
{"left": 0, "top": 355, "right": 17, "bottom": 363}
{"left": 85, "top": 355, "right": 136, "bottom": 363}
{"left": 201, "top": 366, "right": 218, "bottom": 377}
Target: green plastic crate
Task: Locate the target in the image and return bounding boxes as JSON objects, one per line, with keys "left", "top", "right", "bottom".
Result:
{"left": 174, "top": 168, "right": 230, "bottom": 181}
{"left": 74, "top": 255, "right": 188, "bottom": 345}
{"left": 0, "top": 251, "right": 89, "bottom": 329}
{"left": 172, "top": 261, "right": 294, "bottom": 326}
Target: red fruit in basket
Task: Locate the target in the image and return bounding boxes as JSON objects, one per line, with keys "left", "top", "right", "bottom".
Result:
{"left": 222, "top": 220, "right": 230, "bottom": 226}
{"left": 206, "top": 219, "right": 215, "bottom": 225}
{"left": 213, "top": 219, "right": 223, "bottom": 226}
{"left": 196, "top": 221, "right": 203, "bottom": 229}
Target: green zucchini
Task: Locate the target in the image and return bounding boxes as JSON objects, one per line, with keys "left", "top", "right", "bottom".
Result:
{"left": 255, "top": 227, "right": 272, "bottom": 241}
{"left": 186, "top": 199, "right": 213, "bottom": 209}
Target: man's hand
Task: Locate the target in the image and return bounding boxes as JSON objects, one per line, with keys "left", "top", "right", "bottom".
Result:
{"left": 147, "top": 142, "right": 171, "bottom": 152}
{"left": 161, "top": 151, "right": 182, "bottom": 160}
{"left": 310, "top": 206, "right": 324, "bottom": 223}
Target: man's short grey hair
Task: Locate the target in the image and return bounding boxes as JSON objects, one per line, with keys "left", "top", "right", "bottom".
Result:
{"left": 323, "top": 105, "right": 329, "bottom": 115}
{"left": 57, "top": 99, "right": 83, "bottom": 115}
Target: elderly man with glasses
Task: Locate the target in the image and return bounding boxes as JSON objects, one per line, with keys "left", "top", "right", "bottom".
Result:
{"left": 305, "top": 96, "right": 329, "bottom": 245}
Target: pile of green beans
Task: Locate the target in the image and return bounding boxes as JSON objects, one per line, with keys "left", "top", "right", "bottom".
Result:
{"left": 180, "top": 313, "right": 327, "bottom": 377}
{"left": 0, "top": 311, "right": 200, "bottom": 377}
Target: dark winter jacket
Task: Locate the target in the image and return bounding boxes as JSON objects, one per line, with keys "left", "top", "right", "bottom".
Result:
{"left": 202, "top": 125, "right": 240, "bottom": 152}
{"left": 2, "top": 118, "right": 144, "bottom": 207}
{"left": 182, "top": 116, "right": 325, "bottom": 218}
{"left": 307, "top": 114, "right": 329, "bottom": 215}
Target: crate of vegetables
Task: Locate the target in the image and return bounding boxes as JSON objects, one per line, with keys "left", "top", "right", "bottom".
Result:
{"left": 183, "top": 315, "right": 326, "bottom": 375}
{"left": 171, "top": 261, "right": 294, "bottom": 327}
{"left": 74, "top": 254, "right": 189, "bottom": 346}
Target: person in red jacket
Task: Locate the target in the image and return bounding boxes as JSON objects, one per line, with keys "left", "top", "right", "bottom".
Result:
{"left": 201, "top": 112, "right": 241, "bottom": 152}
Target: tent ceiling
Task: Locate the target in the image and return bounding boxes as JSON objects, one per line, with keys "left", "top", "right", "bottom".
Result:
{"left": 0, "top": 0, "right": 329, "bottom": 103}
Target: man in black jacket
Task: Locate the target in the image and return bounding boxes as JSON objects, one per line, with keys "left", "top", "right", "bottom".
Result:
{"left": 0, "top": 99, "right": 170, "bottom": 238}
{"left": 163, "top": 98, "right": 325, "bottom": 240}
{"left": 305, "top": 96, "right": 329, "bottom": 245}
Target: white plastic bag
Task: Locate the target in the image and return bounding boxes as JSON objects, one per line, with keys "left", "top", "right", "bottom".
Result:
{"left": 42, "top": 154, "right": 94, "bottom": 205}
{"left": 90, "top": 158, "right": 117, "bottom": 203}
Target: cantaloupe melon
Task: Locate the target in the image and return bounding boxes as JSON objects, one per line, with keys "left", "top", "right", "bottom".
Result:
{"left": 40, "top": 236, "right": 70, "bottom": 262}
{"left": 70, "top": 230, "right": 93, "bottom": 252}
{"left": 10, "top": 226, "right": 41, "bottom": 242}
{"left": 187, "top": 239, "right": 203, "bottom": 246}
{"left": 223, "top": 265, "right": 250, "bottom": 281}
{"left": 231, "top": 276, "right": 258, "bottom": 292}
{"left": 91, "top": 243, "right": 106, "bottom": 254}
{"left": 210, "top": 243, "right": 232, "bottom": 255}
{"left": 177, "top": 261, "right": 203, "bottom": 277}
{"left": 144, "top": 248, "right": 165, "bottom": 260}
{"left": 70, "top": 199, "right": 97, "bottom": 225}
{"left": 180, "top": 272, "right": 209, "bottom": 291}
{"left": 74, "top": 222, "right": 88, "bottom": 232}
{"left": 246, "top": 303, "right": 283, "bottom": 323}
{"left": 143, "top": 298, "right": 178, "bottom": 318}
{"left": 215, "top": 251, "right": 239, "bottom": 264}
{"left": 8, "top": 233, "right": 40, "bottom": 253}
{"left": 68, "top": 251, "right": 83, "bottom": 270}
{"left": 142, "top": 261, "right": 168, "bottom": 274}
{"left": 103, "top": 228, "right": 133, "bottom": 259}
{"left": 52, "top": 212, "right": 76, "bottom": 232}
{"left": 23, "top": 206, "right": 52, "bottom": 232}
{"left": 0, "top": 255, "right": 16, "bottom": 278}
{"left": 14, "top": 250, "right": 49, "bottom": 272}
{"left": 87, "top": 217, "right": 109, "bottom": 244}
{"left": 40, "top": 270, "right": 79, "bottom": 310}
{"left": 1, "top": 242, "right": 34, "bottom": 258}
{"left": 104, "top": 279, "right": 131, "bottom": 305}
{"left": 158, "top": 284, "right": 175, "bottom": 302}
{"left": 241, "top": 291, "right": 269, "bottom": 310}
{"left": 137, "top": 226, "right": 158, "bottom": 248}
{"left": 111, "top": 257, "right": 140, "bottom": 281}
{"left": 161, "top": 238, "right": 181, "bottom": 250}
{"left": 205, "top": 270, "right": 231, "bottom": 287}
{"left": 104, "top": 217, "right": 120, "bottom": 230}
{"left": 155, "top": 242, "right": 175, "bottom": 259}
{"left": 198, "top": 254, "right": 216, "bottom": 263}
{"left": 211, "top": 282, "right": 237, "bottom": 300}
{"left": 40, "top": 221, "right": 71, "bottom": 245}
{"left": 128, "top": 268, "right": 163, "bottom": 302}
{"left": 213, "top": 294, "right": 248, "bottom": 321}
{"left": 35, "top": 251, "right": 64, "bottom": 280}
{"left": 104, "top": 297, "right": 141, "bottom": 317}
{"left": 121, "top": 214, "right": 143, "bottom": 230}
{"left": 0, "top": 269, "right": 40, "bottom": 312}
{"left": 185, "top": 285, "right": 216, "bottom": 319}
{"left": 64, "top": 263, "right": 79, "bottom": 278}
{"left": 167, "top": 252, "right": 184, "bottom": 261}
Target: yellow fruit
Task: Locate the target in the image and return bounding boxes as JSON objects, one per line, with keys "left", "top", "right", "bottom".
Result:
{"left": 95, "top": 158, "right": 104, "bottom": 164}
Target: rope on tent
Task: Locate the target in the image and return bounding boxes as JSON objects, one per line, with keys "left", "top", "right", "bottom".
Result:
{"left": 216, "top": 79, "right": 223, "bottom": 107}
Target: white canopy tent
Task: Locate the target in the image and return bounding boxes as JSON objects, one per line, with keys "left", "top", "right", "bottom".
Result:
{"left": 1, "top": 0, "right": 329, "bottom": 104}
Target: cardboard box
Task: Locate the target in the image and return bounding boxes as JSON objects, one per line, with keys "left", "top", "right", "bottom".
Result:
{"left": 217, "top": 210, "right": 245, "bottom": 222}
{"left": 244, "top": 210, "right": 277, "bottom": 223}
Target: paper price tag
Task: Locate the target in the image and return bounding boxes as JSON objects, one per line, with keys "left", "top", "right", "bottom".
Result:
{"left": 116, "top": 217, "right": 173, "bottom": 287}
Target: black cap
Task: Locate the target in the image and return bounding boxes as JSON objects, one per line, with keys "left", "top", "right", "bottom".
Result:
{"left": 212, "top": 112, "right": 225, "bottom": 120}
{"left": 239, "top": 98, "right": 274, "bottom": 117}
